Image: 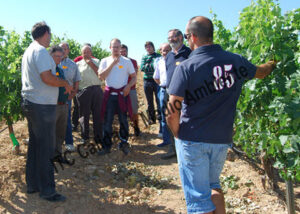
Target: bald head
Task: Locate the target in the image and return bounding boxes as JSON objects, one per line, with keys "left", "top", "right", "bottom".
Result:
{"left": 160, "top": 43, "right": 171, "bottom": 57}
{"left": 81, "top": 45, "right": 92, "bottom": 59}
{"left": 187, "top": 16, "right": 214, "bottom": 43}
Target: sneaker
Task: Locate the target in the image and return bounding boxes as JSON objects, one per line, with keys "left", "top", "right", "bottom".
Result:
{"left": 157, "top": 133, "right": 163, "bottom": 138}
{"left": 134, "top": 126, "right": 141, "bottom": 137}
{"left": 118, "top": 142, "right": 130, "bottom": 155}
{"left": 156, "top": 142, "right": 170, "bottom": 147}
{"left": 65, "top": 144, "right": 75, "bottom": 152}
{"left": 41, "top": 193, "right": 66, "bottom": 202}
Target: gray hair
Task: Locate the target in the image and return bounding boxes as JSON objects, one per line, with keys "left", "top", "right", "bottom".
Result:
{"left": 168, "top": 29, "right": 183, "bottom": 41}
{"left": 59, "top": 42, "right": 69, "bottom": 49}
{"left": 49, "top": 45, "right": 64, "bottom": 55}
{"left": 81, "top": 45, "right": 92, "bottom": 53}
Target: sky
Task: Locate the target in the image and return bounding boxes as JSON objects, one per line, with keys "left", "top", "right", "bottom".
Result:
{"left": 0, "top": 0, "right": 298, "bottom": 64}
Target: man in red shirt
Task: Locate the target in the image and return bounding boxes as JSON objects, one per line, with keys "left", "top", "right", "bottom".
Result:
{"left": 120, "top": 44, "right": 140, "bottom": 136}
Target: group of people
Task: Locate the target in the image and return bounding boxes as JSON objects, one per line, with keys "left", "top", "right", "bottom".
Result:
{"left": 21, "top": 16, "right": 276, "bottom": 214}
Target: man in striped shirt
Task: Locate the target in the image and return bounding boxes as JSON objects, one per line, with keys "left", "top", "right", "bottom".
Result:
{"left": 140, "top": 41, "right": 161, "bottom": 125}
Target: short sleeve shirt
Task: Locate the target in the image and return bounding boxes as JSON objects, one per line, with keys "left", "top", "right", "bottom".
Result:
{"left": 77, "top": 58, "right": 101, "bottom": 90}
{"left": 168, "top": 44, "right": 257, "bottom": 144}
{"left": 153, "top": 57, "right": 167, "bottom": 87}
{"left": 60, "top": 58, "right": 81, "bottom": 85}
{"left": 165, "top": 45, "right": 191, "bottom": 89}
{"left": 128, "top": 58, "right": 138, "bottom": 90}
{"left": 99, "top": 56, "right": 135, "bottom": 89}
{"left": 21, "top": 41, "right": 58, "bottom": 105}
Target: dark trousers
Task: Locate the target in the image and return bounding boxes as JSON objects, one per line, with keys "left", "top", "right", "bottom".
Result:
{"left": 21, "top": 99, "right": 56, "bottom": 197}
{"left": 165, "top": 91, "right": 176, "bottom": 153}
{"left": 103, "top": 95, "right": 129, "bottom": 149}
{"left": 72, "top": 96, "right": 79, "bottom": 127}
{"left": 143, "top": 79, "right": 161, "bottom": 121}
{"left": 65, "top": 100, "right": 73, "bottom": 145}
{"left": 77, "top": 85, "right": 103, "bottom": 143}
{"left": 55, "top": 104, "right": 68, "bottom": 156}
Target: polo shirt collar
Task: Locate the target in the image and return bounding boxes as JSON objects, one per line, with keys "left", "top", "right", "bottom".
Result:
{"left": 189, "top": 44, "right": 222, "bottom": 57}
{"left": 173, "top": 44, "right": 188, "bottom": 55}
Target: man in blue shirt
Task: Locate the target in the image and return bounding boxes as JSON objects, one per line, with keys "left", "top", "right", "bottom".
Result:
{"left": 161, "top": 29, "right": 191, "bottom": 159}
{"left": 167, "top": 16, "right": 276, "bottom": 214}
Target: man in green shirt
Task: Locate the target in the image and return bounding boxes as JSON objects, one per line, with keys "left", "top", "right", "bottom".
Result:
{"left": 140, "top": 41, "right": 162, "bottom": 126}
{"left": 49, "top": 45, "right": 69, "bottom": 163}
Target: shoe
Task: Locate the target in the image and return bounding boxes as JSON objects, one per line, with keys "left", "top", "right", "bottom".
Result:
{"left": 118, "top": 142, "right": 130, "bottom": 155}
{"left": 148, "top": 119, "right": 154, "bottom": 125}
{"left": 27, "top": 189, "right": 39, "bottom": 194}
{"left": 65, "top": 144, "right": 75, "bottom": 152}
{"left": 134, "top": 126, "right": 141, "bottom": 137}
{"left": 161, "top": 144, "right": 176, "bottom": 159}
{"left": 157, "top": 133, "right": 163, "bottom": 138}
{"left": 59, "top": 157, "right": 69, "bottom": 164}
{"left": 161, "top": 152, "right": 176, "bottom": 159}
{"left": 97, "top": 148, "right": 111, "bottom": 156}
{"left": 72, "top": 124, "right": 78, "bottom": 131}
{"left": 41, "top": 193, "right": 66, "bottom": 202}
{"left": 156, "top": 142, "right": 170, "bottom": 147}
{"left": 157, "top": 114, "right": 162, "bottom": 121}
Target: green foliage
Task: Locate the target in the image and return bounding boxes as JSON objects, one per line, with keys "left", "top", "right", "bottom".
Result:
{"left": 0, "top": 28, "right": 108, "bottom": 128}
{"left": 213, "top": 0, "right": 299, "bottom": 182}
{"left": 50, "top": 35, "right": 109, "bottom": 60}
{"left": 220, "top": 175, "right": 239, "bottom": 193}
{"left": 91, "top": 41, "right": 110, "bottom": 60}
{"left": 0, "top": 27, "right": 32, "bottom": 125}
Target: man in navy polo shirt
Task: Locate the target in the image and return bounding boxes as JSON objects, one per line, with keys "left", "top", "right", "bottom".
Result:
{"left": 161, "top": 29, "right": 191, "bottom": 159}
{"left": 167, "top": 16, "right": 276, "bottom": 214}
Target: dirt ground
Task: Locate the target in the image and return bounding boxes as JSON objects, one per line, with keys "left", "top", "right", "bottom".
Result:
{"left": 0, "top": 72, "right": 299, "bottom": 214}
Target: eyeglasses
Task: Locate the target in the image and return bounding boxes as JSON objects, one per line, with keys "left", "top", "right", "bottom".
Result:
{"left": 184, "top": 33, "right": 191, "bottom": 40}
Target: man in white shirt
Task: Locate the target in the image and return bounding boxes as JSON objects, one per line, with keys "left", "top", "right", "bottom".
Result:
{"left": 153, "top": 43, "right": 172, "bottom": 147}
{"left": 98, "top": 38, "right": 136, "bottom": 155}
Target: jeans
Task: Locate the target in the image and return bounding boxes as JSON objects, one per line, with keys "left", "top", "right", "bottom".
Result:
{"left": 175, "top": 138, "right": 229, "bottom": 214}
{"left": 143, "top": 79, "right": 161, "bottom": 121}
{"left": 65, "top": 100, "right": 73, "bottom": 145}
{"left": 21, "top": 99, "right": 57, "bottom": 197}
{"left": 103, "top": 95, "right": 129, "bottom": 149}
{"left": 77, "top": 85, "right": 103, "bottom": 143}
{"left": 159, "top": 87, "right": 171, "bottom": 143}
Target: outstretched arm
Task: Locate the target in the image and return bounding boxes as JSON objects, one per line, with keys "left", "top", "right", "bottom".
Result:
{"left": 255, "top": 61, "right": 276, "bottom": 79}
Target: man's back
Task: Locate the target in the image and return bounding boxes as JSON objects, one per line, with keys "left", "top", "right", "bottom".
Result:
{"left": 168, "top": 44, "right": 257, "bottom": 143}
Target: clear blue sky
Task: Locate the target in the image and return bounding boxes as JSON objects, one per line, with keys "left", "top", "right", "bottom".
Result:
{"left": 0, "top": 0, "right": 298, "bottom": 64}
